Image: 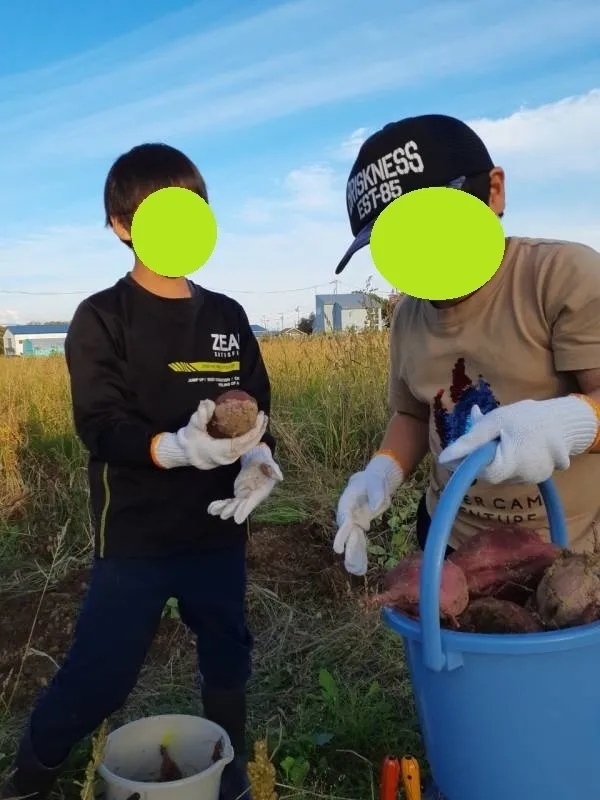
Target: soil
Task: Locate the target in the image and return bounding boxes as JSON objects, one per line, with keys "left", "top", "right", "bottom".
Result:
{"left": 1, "top": 523, "right": 347, "bottom": 710}
{"left": 247, "top": 522, "right": 348, "bottom": 601}
{"left": 0, "top": 571, "right": 88, "bottom": 710}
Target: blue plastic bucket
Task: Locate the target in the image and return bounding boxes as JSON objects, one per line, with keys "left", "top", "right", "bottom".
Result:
{"left": 383, "top": 441, "right": 600, "bottom": 800}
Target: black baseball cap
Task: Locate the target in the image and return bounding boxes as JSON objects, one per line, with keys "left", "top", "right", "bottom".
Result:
{"left": 335, "top": 114, "right": 495, "bottom": 275}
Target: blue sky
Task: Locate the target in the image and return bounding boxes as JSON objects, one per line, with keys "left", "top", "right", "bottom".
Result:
{"left": 1, "top": 0, "right": 599, "bottom": 327}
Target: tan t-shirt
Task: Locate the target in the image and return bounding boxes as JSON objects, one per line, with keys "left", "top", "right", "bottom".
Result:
{"left": 388, "top": 236, "right": 600, "bottom": 552}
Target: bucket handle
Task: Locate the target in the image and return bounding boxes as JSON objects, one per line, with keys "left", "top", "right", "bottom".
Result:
{"left": 420, "top": 439, "right": 569, "bottom": 672}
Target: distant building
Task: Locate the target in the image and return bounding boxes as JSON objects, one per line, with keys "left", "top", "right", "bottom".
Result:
{"left": 280, "top": 327, "right": 307, "bottom": 338}
{"left": 313, "top": 293, "right": 383, "bottom": 333}
{"left": 250, "top": 324, "right": 269, "bottom": 338}
{"left": 3, "top": 324, "right": 69, "bottom": 356}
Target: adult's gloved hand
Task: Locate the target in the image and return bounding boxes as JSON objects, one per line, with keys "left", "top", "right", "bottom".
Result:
{"left": 333, "top": 452, "right": 404, "bottom": 576}
{"left": 207, "top": 444, "right": 283, "bottom": 524}
{"left": 151, "top": 399, "right": 268, "bottom": 470}
{"left": 438, "top": 394, "right": 600, "bottom": 485}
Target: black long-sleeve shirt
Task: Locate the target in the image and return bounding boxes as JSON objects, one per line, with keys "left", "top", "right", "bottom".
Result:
{"left": 65, "top": 274, "right": 275, "bottom": 558}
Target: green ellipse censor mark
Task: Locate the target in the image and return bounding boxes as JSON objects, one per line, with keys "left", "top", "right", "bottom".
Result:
{"left": 130, "top": 187, "right": 218, "bottom": 277}
{"left": 369, "top": 187, "right": 506, "bottom": 300}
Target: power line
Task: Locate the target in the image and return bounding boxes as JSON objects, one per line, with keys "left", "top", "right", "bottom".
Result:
{"left": 0, "top": 289, "right": 91, "bottom": 296}
{"left": 217, "top": 281, "right": 336, "bottom": 295}
{"left": 0, "top": 280, "right": 339, "bottom": 297}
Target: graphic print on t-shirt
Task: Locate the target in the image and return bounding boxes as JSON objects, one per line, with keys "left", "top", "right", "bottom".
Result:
{"left": 433, "top": 358, "right": 499, "bottom": 450}
{"left": 167, "top": 330, "right": 242, "bottom": 387}
{"left": 430, "top": 358, "right": 544, "bottom": 524}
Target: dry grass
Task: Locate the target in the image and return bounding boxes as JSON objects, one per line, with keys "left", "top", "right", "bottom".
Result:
{"left": 0, "top": 333, "right": 425, "bottom": 799}
{"left": 0, "top": 332, "right": 391, "bottom": 545}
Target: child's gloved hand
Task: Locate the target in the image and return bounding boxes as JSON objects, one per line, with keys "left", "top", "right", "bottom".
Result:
{"left": 152, "top": 399, "right": 268, "bottom": 470}
{"left": 333, "top": 453, "right": 404, "bottom": 576}
{"left": 207, "top": 445, "right": 283, "bottom": 524}
{"left": 438, "top": 395, "right": 600, "bottom": 485}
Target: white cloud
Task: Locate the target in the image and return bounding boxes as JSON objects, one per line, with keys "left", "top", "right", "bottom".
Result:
{"left": 469, "top": 89, "right": 600, "bottom": 177}
{"left": 235, "top": 86, "right": 600, "bottom": 243}
{"left": 248, "top": 86, "right": 600, "bottom": 237}
{"left": 5, "top": 87, "right": 600, "bottom": 325}
{"left": 237, "top": 163, "right": 340, "bottom": 224}
{"left": 0, "top": 215, "right": 379, "bottom": 326}
{"left": 235, "top": 200, "right": 273, "bottom": 226}
{"left": 0, "top": 226, "right": 127, "bottom": 290}
{"left": 0, "top": 309, "right": 20, "bottom": 325}
{"left": 283, "top": 165, "right": 339, "bottom": 213}
{"left": 3, "top": 0, "right": 600, "bottom": 167}
{"left": 332, "top": 127, "right": 370, "bottom": 162}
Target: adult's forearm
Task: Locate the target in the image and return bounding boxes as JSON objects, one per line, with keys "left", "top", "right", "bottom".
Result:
{"left": 378, "top": 411, "right": 430, "bottom": 476}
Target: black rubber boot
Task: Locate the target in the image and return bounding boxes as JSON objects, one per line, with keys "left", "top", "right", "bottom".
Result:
{"left": 0, "top": 727, "right": 63, "bottom": 800}
{"left": 201, "top": 686, "right": 253, "bottom": 800}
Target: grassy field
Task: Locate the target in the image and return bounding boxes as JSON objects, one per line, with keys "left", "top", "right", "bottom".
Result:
{"left": 0, "top": 332, "right": 428, "bottom": 800}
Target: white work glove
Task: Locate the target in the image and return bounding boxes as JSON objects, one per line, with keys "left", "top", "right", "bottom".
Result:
{"left": 207, "top": 445, "right": 283, "bottom": 524}
{"left": 438, "top": 395, "right": 600, "bottom": 485}
{"left": 333, "top": 452, "right": 404, "bottom": 576}
{"left": 152, "top": 399, "right": 268, "bottom": 470}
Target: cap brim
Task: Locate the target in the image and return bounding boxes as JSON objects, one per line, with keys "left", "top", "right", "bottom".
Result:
{"left": 334, "top": 220, "right": 375, "bottom": 275}
{"left": 334, "top": 177, "right": 469, "bottom": 275}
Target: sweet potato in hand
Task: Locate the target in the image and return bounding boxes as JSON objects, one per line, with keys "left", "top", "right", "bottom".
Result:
{"left": 207, "top": 390, "right": 259, "bottom": 439}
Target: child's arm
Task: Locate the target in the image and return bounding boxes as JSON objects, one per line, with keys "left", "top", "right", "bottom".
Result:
{"left": 236, "top": 304, "right": 276, "bottom": 457}
{"left": 65, "top": 300, "right": 158, "bottom": 467}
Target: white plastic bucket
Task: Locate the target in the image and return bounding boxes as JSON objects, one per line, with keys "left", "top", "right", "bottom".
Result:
{"left": 97, "top": 714, "right": 234, "bottom": 800}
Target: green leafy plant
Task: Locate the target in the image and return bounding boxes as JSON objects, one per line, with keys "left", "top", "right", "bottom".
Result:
{"left": 318, "top": 668, "right": 339, "bottom": 707}
{"left": 162, "top": 597, "right": 180, "bottom": 620}
{"left": 368, "top": 494, "right": 420, "bottom": 569}
{"left": 280, "top": 754, "right": 310, "bottom": 787}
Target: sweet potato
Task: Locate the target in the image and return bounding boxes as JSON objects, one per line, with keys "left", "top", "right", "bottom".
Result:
{"left": 449, "top": 525, "right": 559, "bottom": 597}
{"left": 536, "top": 552, "right": 600, "bottom": 629}
{"left": 459, "top": 597, "right": 542, "bottom": 634}
{"left": 370, "top": 552, "right": 469, "bottom": 622}
{"left": 207, "top": 390, "right": 258, "bottom": 438}
{"left": 159, "top": 744, "right": 183, "bottom": 782}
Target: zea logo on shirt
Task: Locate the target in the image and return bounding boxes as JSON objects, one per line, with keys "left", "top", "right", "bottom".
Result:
{"left": 167, "top": 332, "right": 241, "bottom": 384}
{"left": 211, "top": 333, "right": 240, "bottom": 359}
{"left": 346, "top": 140, "right": 425, "bottom": 223}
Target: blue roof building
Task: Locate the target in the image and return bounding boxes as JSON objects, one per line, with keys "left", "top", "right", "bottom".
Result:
{"left": 5, "top": 324, "right": 69, "bottom": 336}
{"left": 3, "top": 323, "right": 70, "bottom": 357}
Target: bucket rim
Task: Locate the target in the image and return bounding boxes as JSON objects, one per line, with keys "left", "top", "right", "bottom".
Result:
{"left": 383, "top": 606, "right": 600, "bottom": 654}
{"left": 97, "top": 713, "right": 234, "bottom": 788}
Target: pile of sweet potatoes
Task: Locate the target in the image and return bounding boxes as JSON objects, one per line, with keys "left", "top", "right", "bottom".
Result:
{"left": 370, "top": 525, "right": 600, "bottom": 634}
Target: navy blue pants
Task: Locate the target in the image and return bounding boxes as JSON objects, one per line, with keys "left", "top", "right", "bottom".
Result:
{"left": 29, "top": 544, "right": 252, "bottom": 768}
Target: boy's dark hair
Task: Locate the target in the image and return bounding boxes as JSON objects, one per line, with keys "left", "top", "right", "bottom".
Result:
{"left": 104, "top": 143, "right": 208, "bottom": 246}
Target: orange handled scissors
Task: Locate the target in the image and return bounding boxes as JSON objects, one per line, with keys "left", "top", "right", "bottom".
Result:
{"left": 400, "top": 756, "right": 421, "bottom": 800}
